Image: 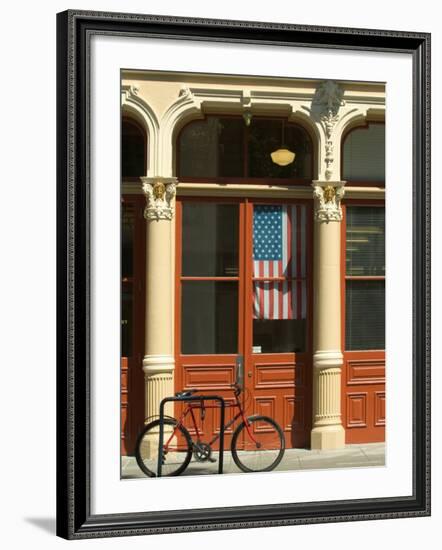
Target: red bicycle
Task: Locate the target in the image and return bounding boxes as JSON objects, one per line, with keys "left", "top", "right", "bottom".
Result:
{"left": 135, "top": 383, "right": 285, "bottom": 476}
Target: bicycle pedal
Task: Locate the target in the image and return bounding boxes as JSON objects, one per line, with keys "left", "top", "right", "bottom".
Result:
{"left": 208, "top": 457, "right": 217, "bottom": 463}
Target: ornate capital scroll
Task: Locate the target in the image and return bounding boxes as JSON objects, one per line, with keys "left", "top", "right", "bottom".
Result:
{"left": 141, "top": 177, "right": 178, "bottom": 221}
{"left": 312, "top": 181, "right": 345, "bottom": 222}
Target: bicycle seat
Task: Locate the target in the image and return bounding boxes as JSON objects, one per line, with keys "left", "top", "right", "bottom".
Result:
{"left": 175, "top": 389, "right": 198, "bottom": 399}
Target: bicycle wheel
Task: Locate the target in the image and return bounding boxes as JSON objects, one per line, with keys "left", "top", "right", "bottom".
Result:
{"left": 135, "top": 418, "right": 192, "bottom": 477}
{"left": 231, "top": 415, "right": 285, "bottom": 473}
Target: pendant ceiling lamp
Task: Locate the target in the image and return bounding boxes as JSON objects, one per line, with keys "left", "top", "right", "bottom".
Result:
{"left": 270, "top": 120, "right": 295, "bottom": 166}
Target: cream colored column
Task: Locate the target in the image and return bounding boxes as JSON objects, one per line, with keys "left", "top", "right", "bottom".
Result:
{"left": 310, "top": 181, "right": 346, "bottom": 450}
{"left": 141, "top": 177, "right": 177, "bottom": 427}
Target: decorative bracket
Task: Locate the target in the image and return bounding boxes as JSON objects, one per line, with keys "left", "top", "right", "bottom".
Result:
{"left": 141, "top": 177, "right": 178, "bottom": 221}
{"left": 312, "top": 181, "right": 345, "bottom": 222}
{"left": 313, "top": 80, "right": 345, "bottom": 181}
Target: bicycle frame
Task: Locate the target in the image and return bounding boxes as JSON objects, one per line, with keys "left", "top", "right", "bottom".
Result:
{"left": 163, "top": 387, "right": 260, "bottom": 451}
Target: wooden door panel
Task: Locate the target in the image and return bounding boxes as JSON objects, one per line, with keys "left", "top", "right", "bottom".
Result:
{"left": 182, "top": 363, "right": 235, "bottom": 388}
{"left": 120, "top": 357, "right": 129, "bottom": 455}
{"left": 286, "top": 397, "right": 309, "bottom": 447}
{"left": 254, "top": 362, "right": 296, "bottom": 388}
{"left": 247, "top": 354, "right": 311, "bottom": 448}
{"left": 176, "top": 357, "right": 238, "bottom": 449}
{"left": 347, "top": 360, "right": 385, "bottom": 385}
{"left": 374, "top": 391, "right": 386, "bottom": 426}
{"left": 342, "top": 353, "right": 385, "bottom": 443}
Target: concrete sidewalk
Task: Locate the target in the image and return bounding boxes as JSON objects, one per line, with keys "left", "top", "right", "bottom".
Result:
{"left": 121, "top": 442, "right": 385, "bottom": 478}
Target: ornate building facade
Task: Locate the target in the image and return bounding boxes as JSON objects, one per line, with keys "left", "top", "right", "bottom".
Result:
{"left": 120, "top": 71, "right": 385, "bottom": 456}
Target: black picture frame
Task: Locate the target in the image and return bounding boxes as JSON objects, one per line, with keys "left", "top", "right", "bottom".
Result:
{"left": 56, "top": 10, "right": 431, "bottom": 539}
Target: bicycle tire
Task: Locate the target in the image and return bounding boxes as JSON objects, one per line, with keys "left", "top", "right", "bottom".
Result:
{"left": 231, "top": 415, "right": 285, "bottom": 473}
{"left": 135, "top": 418, "right": 192, "bottom": 477}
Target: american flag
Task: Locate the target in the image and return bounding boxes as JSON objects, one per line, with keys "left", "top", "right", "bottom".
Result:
{"left": 253, "top": 204, "right": 307, "bottom": 320}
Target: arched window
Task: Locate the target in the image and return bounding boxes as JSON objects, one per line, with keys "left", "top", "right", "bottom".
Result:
{"left": 122, "top": 118, "right": 147, "bottom": 177}
{"left": 342, "top": 123, "right": 385, "bottom": 184}
{"left": 177, "top": 115, "right": 313, "bottom": 183}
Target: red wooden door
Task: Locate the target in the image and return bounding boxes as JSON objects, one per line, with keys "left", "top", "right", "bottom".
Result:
{"left": 175, "top": 198, "right": 244, "bottom": 448}
{"left": 121, "top": 196, "right": 146, "bottom": 456}
{"left": 175, "top": 197, "right": 312, "bottom": 449}
{"left": 244, "top": 201, "right": 312, "bottom": 448}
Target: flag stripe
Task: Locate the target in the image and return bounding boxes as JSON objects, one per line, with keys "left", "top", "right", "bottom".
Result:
{"left": 300, "top": 205, "right": 306, "bottom": 278}
{"left": 291, "top": 206, "right": 297, "bottom": 279}
{"left": 253, "top": 204, "right": 307, "bottom": 321}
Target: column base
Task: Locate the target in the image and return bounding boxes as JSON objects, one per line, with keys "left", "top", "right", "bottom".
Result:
{"left": 142, "top": 354, "right": 175, "bottom": 422}
{"left": 311, "top": 424, "right": 345, "bottom": 450}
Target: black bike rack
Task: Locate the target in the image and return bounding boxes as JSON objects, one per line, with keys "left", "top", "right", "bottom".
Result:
{"left": 157, "top": 395, "right": 226, "bottom": 478}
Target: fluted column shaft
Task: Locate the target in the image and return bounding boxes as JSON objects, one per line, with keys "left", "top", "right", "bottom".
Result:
{"left": 311, "top": 181, "right": 346, "bottom": 450}
{"left": 141, "top": 177, "right": 177, "bottom": 424}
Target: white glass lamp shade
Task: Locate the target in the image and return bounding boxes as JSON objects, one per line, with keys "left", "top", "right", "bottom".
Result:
{"left": 270, "top": 148, "right": 296, "bottom": 166}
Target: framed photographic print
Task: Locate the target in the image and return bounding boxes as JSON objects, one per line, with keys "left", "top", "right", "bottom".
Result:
{"left": 56, "top": 10, "right": 431, "bottom": 539}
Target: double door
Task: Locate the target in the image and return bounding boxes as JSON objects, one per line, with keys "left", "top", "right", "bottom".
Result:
{"left": 175, "top": 197, "right": 312, "bottom": 449}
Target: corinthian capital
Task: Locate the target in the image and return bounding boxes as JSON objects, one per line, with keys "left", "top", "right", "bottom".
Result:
{"left": 312, "top": 181, "right": 345, "bottom": 222}
{"left": 141, "top": 177, "right": 178, "bottom": 221}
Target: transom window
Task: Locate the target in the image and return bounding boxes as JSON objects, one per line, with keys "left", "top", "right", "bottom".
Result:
{"left": 177, "top": 115, "right": 313, "bottom": 183}
{"left": 122, "top": 118, "right": 146, "bottom": 178}
{"left": 342, "top": 123, "right": 385, "bottom": 184}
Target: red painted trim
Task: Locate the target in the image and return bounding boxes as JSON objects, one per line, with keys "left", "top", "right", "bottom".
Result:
{"left": 181, "top": 277, "right": 239, "bottom": 281}
{"left": 345, "top": 276, "right": 385, "bottom": 280}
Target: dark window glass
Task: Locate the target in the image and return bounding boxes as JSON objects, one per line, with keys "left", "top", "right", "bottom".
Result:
{"left": 122, "top": 204, "right": 135, "bottom": 278}
{"left": 122, "top": 119, "right": 145, "bottom": 177}
{"left": 182, "top": 203, "right": 239, "bottom": 277}
{"left": 179, "top": 117, "right": 244, "bottom": 178}
{"left": 346, "top": 206, "right": 385, "bottom": 276}
{"left": 178, "top": 116, "right": 312, "bottom": 180}
{"left": 249, "top": 120, "right": 312, "bottom": 179}
{"left": 181, "top": 282, "right": 238, "bottom": 354}
{"left": 345, "top": 280, "right": 385, "bottom": 350}
{"left": 253, "top": 319, "right": 306, "bottom": 353}
{"left": 343, "top": 124, "right": 385, "bottom": 182}
{"left": 122, "top": 286, "right": 133, "bottom": 357}
{"left": 218, "top": 118, "right": 244, "bottom": 177}
{"left": 179, "top": 118, "right": 218, "bottom": 178}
